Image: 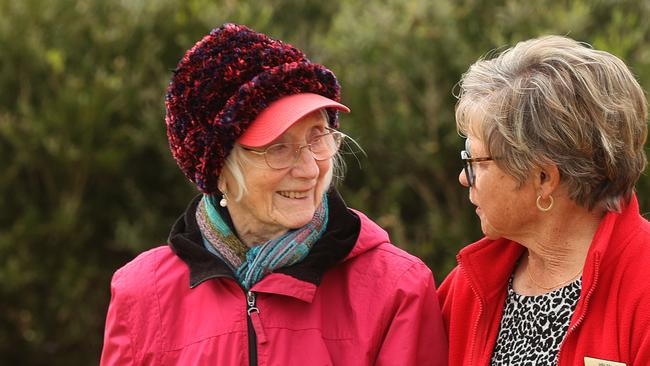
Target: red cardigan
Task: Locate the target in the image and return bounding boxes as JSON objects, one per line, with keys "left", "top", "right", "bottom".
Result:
{"left": 438, "top": 194, "right": 650, "bottom": 366}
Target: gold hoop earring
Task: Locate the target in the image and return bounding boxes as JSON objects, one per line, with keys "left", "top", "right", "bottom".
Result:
{"left": 536, "top": 195, "right": 553, "bottom": 212}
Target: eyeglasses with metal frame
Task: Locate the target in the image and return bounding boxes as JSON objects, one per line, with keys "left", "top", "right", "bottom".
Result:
{"left": 241, "top": 127, "right": 344, "bottom": 170}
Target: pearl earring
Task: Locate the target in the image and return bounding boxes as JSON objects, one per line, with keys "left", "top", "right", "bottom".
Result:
{"left": 219, "top": 194, "right": 227, "bottom": 207}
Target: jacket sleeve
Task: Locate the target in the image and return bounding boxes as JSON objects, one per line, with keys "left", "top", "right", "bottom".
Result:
{"left": 632, "top": 293, "right": 650, "bottom": 365}
{"left": 436, "top": 266, "right": 457, "bottom": 304}
{"left": 375, "top": 262, "right": 449, "bottom": 366}
{"left": 436, "top": 266, "right": 459, "bottom": 333}
{"left": 100, "top": 269, "right": 136, "bottom": 366}
{"left": 634, "top": 334, "right": 650, "bottom": 365}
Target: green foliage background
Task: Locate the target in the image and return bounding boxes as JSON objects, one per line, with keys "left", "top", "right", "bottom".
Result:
{"left": 1, "top": 0, "right": 649, "bottom": 363}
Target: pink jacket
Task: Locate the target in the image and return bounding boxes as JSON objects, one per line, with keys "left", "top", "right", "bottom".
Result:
{"left": 438, "top": 194, "right": 650, "bottom": 365}
{"left": 101, "top": 192, "right": 447, "bottom": 365}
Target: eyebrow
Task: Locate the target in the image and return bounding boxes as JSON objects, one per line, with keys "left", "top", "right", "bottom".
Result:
{"left": 272, "top": 125, "right": 328, "bottom": 144}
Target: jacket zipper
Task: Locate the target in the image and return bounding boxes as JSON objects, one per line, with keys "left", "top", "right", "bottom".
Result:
{"left": 190, "top": 274, "right": 268, "bottom": 365}
{"left": 556, "top": 257, "right": 600, "bottom": 364}
{"left": 190, "top": 273, "right": 266, "bottom": 365}
{"left": 460, "top": 259, "right": 484, "bottom": 366}
{"left": 247, "top": 291, "right": 267, "bottom": 366}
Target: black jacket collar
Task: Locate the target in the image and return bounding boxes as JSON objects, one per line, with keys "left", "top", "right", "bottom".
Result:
{"left": 168, "top": 188, "right": 360, "bottom": 288}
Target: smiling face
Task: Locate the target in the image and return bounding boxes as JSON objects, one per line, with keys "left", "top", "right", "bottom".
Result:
{"left": 220, "top": 110, "right": 333, "bottom": 244}
{"left": 459, "top": 135, "right": 538, "bottom": 241}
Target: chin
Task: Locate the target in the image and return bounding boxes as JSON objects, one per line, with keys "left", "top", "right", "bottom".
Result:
{"left": 480, "top": 223, "right": 500, "bottom": 240}
{"left": 482, "top": 228, "right": 503, "bottom": 241}
{"left": 282, "top": 212, "right": 316, "bottom": 229}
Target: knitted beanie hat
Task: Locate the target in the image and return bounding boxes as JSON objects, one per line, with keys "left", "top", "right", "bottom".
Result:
{"left": 165, "top": 23, "right": 348, "bottom": 193}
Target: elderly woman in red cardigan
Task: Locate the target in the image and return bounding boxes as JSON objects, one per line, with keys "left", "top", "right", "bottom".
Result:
{"left": 439, "top": 35, "right": 650, "bottom": 365}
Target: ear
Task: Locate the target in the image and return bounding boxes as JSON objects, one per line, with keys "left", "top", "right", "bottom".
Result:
{"left": 534, "top": 163, "right": 560, "bottom": 196}
{"left": 217, "top": 174, "right": 228, "bottom": 194}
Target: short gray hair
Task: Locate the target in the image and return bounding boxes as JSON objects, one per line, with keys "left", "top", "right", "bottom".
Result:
{"left": 455, "top": 35, "right": 648, "bottom": 211}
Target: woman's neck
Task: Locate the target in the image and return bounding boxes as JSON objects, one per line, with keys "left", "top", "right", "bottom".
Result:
{"left": 238, "top": 229, "right": 287, "bottom": 248}
{"left": 512, "top": 200, "right": 605, "bottom": 295}
{"left": 231, "top": 218, "right": 287, "bottom": 248}
{"left": 216, "top": 194, "right": 290, "bottom": 248}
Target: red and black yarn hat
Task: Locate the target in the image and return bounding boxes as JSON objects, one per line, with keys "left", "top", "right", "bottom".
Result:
{"left": 165, "top": 23, "right": 346, "bottom": 193}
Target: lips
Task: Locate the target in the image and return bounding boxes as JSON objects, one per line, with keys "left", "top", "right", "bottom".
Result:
{"left": 277, "top": 190, "right": 310, "bottom": 199}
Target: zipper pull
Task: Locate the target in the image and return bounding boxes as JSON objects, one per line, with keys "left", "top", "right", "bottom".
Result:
{"left": 247, "top": 291, "right": 268, "bottom": 344}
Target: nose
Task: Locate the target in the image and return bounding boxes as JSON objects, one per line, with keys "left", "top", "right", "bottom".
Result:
{"left": 291, "top": 146, "right": 320, "bottom": 178}
{"left": 459, "top": 169, "right": 469, "bottom": 187}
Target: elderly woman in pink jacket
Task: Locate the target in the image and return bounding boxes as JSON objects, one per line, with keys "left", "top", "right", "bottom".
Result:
{"left": 100, "top": 23, "right": 447, "bottom": 365}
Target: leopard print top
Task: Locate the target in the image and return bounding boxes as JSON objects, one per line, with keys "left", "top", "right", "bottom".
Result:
{"left": 490, "top": 276, "right": 582, "bottom": 365}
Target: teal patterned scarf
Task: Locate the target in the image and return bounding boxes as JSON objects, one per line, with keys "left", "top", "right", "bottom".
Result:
{"left": 196, "top": 194, "right": 329, "bottom": 290}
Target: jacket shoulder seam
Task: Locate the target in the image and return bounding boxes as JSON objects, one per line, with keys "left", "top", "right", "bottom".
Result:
{"left": 372, "top": 242, "right": 424, "bottom": 266}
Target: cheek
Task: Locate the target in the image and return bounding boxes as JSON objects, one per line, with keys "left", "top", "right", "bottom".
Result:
{"left": 316, "top": 161, "right": 333, "bottom": 192}
{"left": 246, "top": 171, "right": 283, "bottom": 204}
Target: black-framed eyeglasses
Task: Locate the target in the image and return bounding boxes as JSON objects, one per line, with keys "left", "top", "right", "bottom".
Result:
{"left": 242, "top": 127, "right": 344, "bottom": 170}
{"left": 460, "top": 139, "right": 493, "bottom": 187}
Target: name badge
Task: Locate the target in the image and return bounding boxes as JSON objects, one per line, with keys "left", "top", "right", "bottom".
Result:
{"left": 584, "top": 356, "right": 626, "bottom": 366}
